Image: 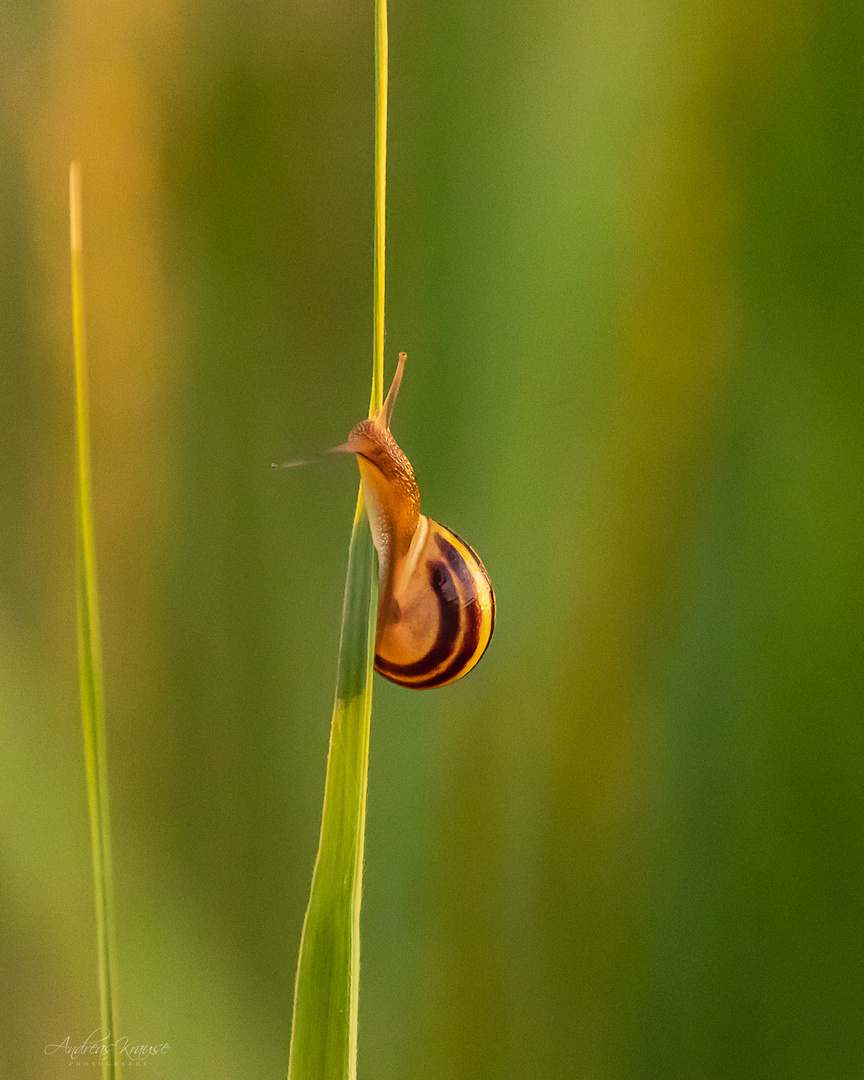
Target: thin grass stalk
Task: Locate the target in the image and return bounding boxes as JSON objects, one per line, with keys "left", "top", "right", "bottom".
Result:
{"left": 369, "top": 0, "right": 387, "bottom": 418}
{"left": 286, "top": 2, "right": 388, "bottom": 1078}
{"left": 70, "top": 161, "right": 118, "bottom": 1080}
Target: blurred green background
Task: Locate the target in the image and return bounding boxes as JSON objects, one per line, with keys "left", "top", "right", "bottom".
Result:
{"left": 2, "top": 0, "right": 863, "bottom": 1077}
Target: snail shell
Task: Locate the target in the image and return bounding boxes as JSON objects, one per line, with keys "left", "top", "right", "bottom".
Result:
{"left": 346, "top": 354, "right": 495, "bottom": 688}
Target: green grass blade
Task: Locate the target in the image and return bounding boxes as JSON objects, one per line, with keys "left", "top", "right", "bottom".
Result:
{"left": 287, "top": 1, "right": 388, "bottom": 1077}
{"left": 70, "top": 161, "right": 118, "bottom": 1080}
{"left": 287, "top": 518, "right": 377, "bottom": 1080}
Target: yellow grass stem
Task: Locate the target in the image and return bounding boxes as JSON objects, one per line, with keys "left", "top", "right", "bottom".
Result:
{"left": 70, "top": 161, "right": 118, "bottom": 1080}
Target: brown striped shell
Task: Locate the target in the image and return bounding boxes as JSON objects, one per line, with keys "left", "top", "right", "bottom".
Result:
{"left": 346, "top": 354, "right": 495, "bottom": 689}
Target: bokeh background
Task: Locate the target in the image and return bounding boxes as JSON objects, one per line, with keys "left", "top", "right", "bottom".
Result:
{"left": 2, "top": 0, "right": 863, "bottom": 1077}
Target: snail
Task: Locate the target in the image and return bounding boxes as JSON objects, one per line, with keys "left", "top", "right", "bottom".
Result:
{"left": 345, "top": 353, "right": 495, "bottom": 688}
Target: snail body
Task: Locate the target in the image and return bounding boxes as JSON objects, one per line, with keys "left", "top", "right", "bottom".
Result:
{"left": 346, "top": 354, "right": 495, "bottom": 689}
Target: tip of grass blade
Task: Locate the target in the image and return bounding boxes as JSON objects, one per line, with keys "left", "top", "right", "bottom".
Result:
{"left": 70, "top": 161, "right": 82, "bottom": 253}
